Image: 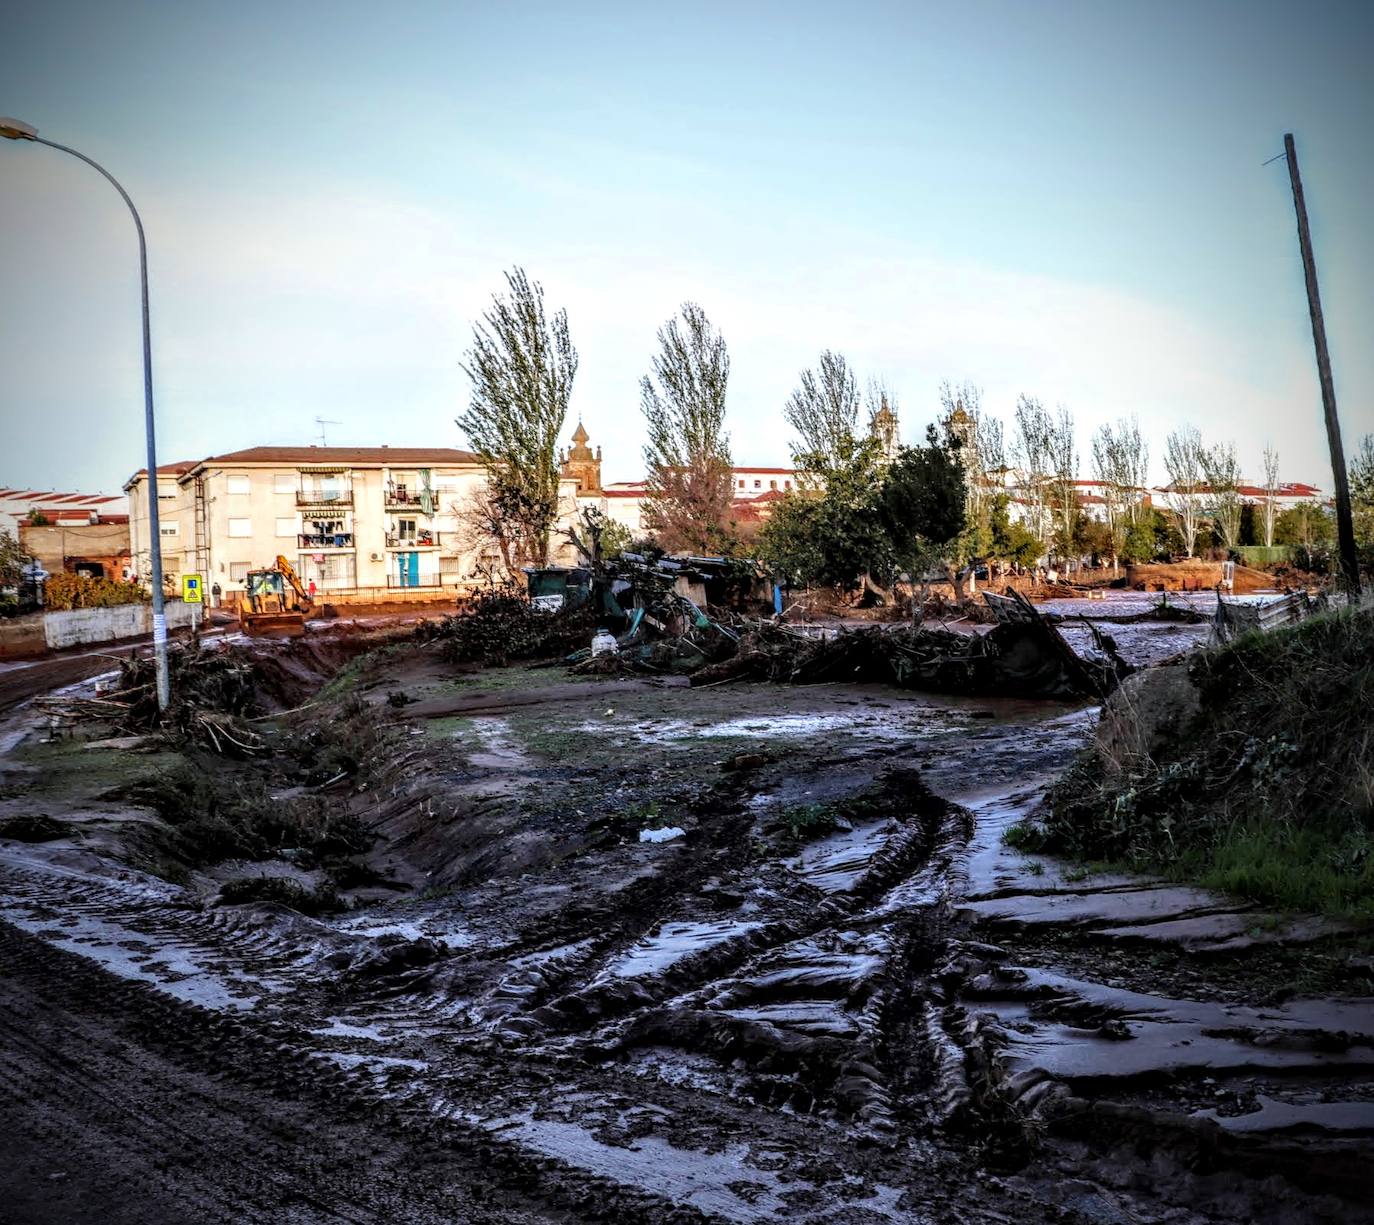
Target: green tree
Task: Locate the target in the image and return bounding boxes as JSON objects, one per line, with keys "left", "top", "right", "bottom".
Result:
{"left": 458, "top": 266, "right": 578, "bottom": 571}
{"left": 1276, "top": 503, "right": 1336, "bottom": 549}
{"left": 989, "top": 496, "right": 1043, "bottom": 567}
{"left": 641, "top": 302, "right": 734, "bottom": 554}
{"left": 0, "top": 529, "right": 33, "bottom": 590}
{"left": 1201, "top": 441, "right": 1243, "bottom": 549}
{"left": 878, "top": 425, "right": 967, "bottom": 577}
{"left": 1349, "top": 434, "right": 1374, "bottom": 548}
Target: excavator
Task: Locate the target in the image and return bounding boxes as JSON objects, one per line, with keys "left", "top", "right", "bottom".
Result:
{"left": 240, "top": 555, "right": 314, "bottom": 638}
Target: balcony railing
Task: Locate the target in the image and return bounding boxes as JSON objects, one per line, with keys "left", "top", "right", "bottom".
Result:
{"left": 296, "top": 487, "right": 353, "bottom": 507}
{"left": 386, "top": 574, "right": 442, "bottom": 589}
{"left": 384, "top": 486, "right": 427, "bottom": 508}
{"left": 385, "top": 532, "right": 441, "bottom": 549}
{"left": 298, "top": 532, "right": 354, "bottom": 549}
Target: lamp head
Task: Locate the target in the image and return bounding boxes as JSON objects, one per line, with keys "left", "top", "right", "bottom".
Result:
{"left": 0, "top": 117, "right": 38, "bottom": 141}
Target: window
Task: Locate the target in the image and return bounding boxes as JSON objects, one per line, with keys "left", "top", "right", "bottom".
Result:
{"left": 769, "top": 480, "right": 777, "bottom": 490}
{"left": 226, "top": 475, "right": 251, "bottom": 495}
{"left": 160, "top": 522, "right": 179, "bottom": 537}
{"left": 157, "top": 484, "right": 177, "bottom": 500}
{"left": 228, "top": 518, "right": 252, "bottom": 538}
{"left": 737, "top": 480, "right": 745, "bottom": 490}
{"left": 396, "top": 517, "right": 417, "bottom": 540}
{"left": 275, "top": 517, "right": 296, "bottom": 538}
{"left": 753, "top": 480, "right": 762, "bottom": 489}
{"left": 229, "top": 562, "right": 251, "bottom": 582}
{"left": 273, "top": 474, "right": 296, "bottom": 494}
{"left": 785, "top": 480, "right": 791, "bottom": 490}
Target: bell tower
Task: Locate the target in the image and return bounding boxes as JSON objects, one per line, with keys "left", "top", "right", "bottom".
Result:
{"left": 560, "top": 421, "right": 602, "bottom": 494}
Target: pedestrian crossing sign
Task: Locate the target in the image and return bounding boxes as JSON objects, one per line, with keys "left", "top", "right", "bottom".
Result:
{"left": 182, "top": 573, "right": 203, "bottom": 603}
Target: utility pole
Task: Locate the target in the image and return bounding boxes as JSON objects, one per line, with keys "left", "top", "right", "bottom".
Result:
{"left": 1283, "top": 133, "right": 1361, "bottom": 596}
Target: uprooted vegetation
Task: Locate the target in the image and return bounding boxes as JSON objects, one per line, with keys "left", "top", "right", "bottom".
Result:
{"left": 1021, "top": 603, "right": 1374, "bottom": 920}
{"left": 416, "top": 588, "right": 597, "bottom": 666}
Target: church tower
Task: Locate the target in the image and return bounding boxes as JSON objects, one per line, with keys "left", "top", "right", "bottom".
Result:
{"left": 869, "top": 397, "right": 900, "bottom": 462}
{"left": 559, "top": 421, "right": 602, "bottom": 495}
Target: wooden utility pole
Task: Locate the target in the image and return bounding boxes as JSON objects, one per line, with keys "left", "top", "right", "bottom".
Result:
{"left": 1284, "top": 133, "right": 1361, "bottom": 596}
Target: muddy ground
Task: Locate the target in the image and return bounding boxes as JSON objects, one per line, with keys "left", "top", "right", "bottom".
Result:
{"left": 1, "top": 597, "right": 1370, "bottom": 1224}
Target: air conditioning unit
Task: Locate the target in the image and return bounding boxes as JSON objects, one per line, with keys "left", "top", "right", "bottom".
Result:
{"left": 369, "top": 551, "right": 383, "bottom": 561}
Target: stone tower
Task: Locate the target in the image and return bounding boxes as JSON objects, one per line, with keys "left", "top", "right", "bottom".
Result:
{"left": 559, "top": 421, "right": 602, "bottom": 495}
{"left": 870, "top": 397, "right": 900, "bottom": 462}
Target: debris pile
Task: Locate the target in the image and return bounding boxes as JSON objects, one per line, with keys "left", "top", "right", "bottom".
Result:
{"left": 40, "top": 639, "right": 267, "bottom": 756}
{"left": 689, "top": 617, "right": 1128, "bottom": 699}
{"left": 416, "top": 588, "right": 596, "bottom": 666}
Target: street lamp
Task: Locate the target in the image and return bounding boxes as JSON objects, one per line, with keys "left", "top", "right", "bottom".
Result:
{"left": 2, "top": 117, "right": 171, "bottom": 709}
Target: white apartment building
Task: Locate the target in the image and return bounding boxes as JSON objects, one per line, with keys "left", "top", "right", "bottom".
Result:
{"left": 125, "top": 446, "right": 512, "bottom": 594}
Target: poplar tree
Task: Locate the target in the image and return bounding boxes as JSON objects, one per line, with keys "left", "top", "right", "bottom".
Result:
{"left": 641, "top": 302, "right": 734, "bottom": 554}
{"left": 458, "top": 267, "right": 578, "bottom": 570}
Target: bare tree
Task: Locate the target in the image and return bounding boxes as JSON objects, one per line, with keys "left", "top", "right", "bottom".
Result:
{"left": 784, "top": 351, "right": 862, "bottom": 479}
{"left": 641, "top": 302, "right": 734, "bottom": 554}
{"left": 1048, "top": 405, "right": 1077, "bottom": 557}
{"left": 1201, "top": 441, "right": 1242, "bottom": 550}
{"left": 1163, "top": 426, "right": 1205, "bottom": 557}
{"left": 1262, "top": 444, "right": 1281, "bottom": 549}
{"left": 1091, "top": 417, "right": 1149, "bottom": 568}
{"left": 1012, "top": 395, "right": 1053, "bottom": 550}
{"left": 457, "top": 267, "right": 577, "bottom": 569}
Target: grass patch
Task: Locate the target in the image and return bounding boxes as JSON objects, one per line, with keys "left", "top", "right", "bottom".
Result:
{"left": 779, "top": 802, "right": 845, "bottom": 841}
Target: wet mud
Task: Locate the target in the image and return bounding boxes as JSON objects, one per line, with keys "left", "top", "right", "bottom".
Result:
{"left": 1, "top": 596, "right": 1369, "bottom": 1223}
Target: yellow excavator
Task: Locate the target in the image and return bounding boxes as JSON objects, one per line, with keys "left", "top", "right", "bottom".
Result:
{"left": 241, "top": 555, "right": 314, "bottom": 638}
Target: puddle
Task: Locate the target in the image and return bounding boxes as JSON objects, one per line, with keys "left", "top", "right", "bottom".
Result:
{"left": 602, "top": 918, "right": 761, "bottom": 980}
{"left": 795, "top": 820, "right": 892, "bottom": 892}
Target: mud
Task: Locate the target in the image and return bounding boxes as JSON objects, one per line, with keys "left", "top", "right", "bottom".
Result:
{"left": 0, "top": 594, "right": 1369, "bottom": 1223}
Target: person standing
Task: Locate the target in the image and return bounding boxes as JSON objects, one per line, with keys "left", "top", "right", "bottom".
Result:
{"left": 210, "top": 580, "right": 222, "bottom": 608}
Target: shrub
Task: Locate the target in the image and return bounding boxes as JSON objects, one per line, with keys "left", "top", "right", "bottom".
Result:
{"left": 43, "top": 572, "right": 148, "bottom": 611}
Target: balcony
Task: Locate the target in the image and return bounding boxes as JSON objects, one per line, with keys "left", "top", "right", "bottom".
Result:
{"left": 385, "top": 531, "right": 441, "bottom": 549}
{"left": 384, "top": 484, "right": 428, "bottom": 509}
{"left": 386, "top": 574, "right": 443, "bottom": 589}
{"left": 298, "top": 532, "right": 354, "bottom": 550}
{"left": 296, "top": 486, "right": 353, "bottom": 508}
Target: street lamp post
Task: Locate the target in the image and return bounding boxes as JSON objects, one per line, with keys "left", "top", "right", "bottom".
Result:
{"left": 2, "top": 117, "right": 171, "bottom": 709}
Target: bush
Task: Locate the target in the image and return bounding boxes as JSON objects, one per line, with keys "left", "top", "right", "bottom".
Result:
{"left": 43, "top": 572, "right": 147, "bottom": 611}
{"left": 218, "top": 876, "right": 343, "bottom": 916}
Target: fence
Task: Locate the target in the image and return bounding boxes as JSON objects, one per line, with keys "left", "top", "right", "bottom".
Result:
{"left": 1235, "top": 545, "right": 1294, "bottom": 567}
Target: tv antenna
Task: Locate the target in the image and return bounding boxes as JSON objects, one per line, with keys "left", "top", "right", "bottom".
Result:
{"left": 314, "top": 417, "right": 341, "bottom": 446}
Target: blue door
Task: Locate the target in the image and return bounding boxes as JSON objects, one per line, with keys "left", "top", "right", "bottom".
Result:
{"left": 396, "top": 551, "right": 419, "bottom": 587}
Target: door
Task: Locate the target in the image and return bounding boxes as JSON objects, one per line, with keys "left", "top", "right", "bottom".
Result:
{"left": 396, "top": 551, "right": 418, "bottom": 587}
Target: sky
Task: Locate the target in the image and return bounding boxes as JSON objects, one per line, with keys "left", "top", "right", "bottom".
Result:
{"left": 2, "top": 0, "right": 1372, "bottom": 497}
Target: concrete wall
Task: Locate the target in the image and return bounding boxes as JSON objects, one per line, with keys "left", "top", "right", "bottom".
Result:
{"left": 41, "top": 600, "right": 197, "bottom": 650}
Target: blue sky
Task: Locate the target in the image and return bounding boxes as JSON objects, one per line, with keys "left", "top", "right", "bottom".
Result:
{"left": 2, "top": 0, "right": 1371, "bottom": 494}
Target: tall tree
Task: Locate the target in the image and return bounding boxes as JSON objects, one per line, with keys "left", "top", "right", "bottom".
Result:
{"left": 457, "top": 267, "right": 577, "bottom": 570}
{"left": 1011, "top": 395, "right": 1053, "bottom": 550}
{"left": 1163, "top": 426, "right": 1206, "bottom": 557}
{"left": 1047, "top": 405, "right": 1078, "bottom": 557}
{"left": 1262, "top": 444, "right": 1281, "bottom": 549}
{"left": 939, "top": 380, "right": 1004, "bottom": 563}
{"left": 640, "top": 302, "right": 734, "bottom": 554}
{"left": 1091, "top": 417, "right": 1149, "bottom": 566}
{"left": 1201, "top": 441, "right": 1243, "bottom": 550}
{"left": 784, "top": 351, "right": 862, "bottom": 480}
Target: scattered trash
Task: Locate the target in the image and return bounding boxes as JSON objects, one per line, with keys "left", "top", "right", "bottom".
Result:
{"left": 639, "top": 826, "right": 686, "bottom": 843}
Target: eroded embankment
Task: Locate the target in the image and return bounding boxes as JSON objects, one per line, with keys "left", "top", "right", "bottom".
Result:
{"left": 1, "top": 614, "right": 1371, "bottom": 1223}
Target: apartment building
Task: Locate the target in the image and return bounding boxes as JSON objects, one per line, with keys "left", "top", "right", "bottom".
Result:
{"left": 125, "top": 446, "right": 509, "bottom": 594}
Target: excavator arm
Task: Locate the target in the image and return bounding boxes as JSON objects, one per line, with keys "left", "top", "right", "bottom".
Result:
{"left": 275, "top": 555, "right": 313, "bottom": 609}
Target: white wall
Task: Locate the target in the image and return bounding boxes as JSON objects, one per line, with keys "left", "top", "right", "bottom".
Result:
{"left": 43, "top": 600, "right": 197, "bottom": 650}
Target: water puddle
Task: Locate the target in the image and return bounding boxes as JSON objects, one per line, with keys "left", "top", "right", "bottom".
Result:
{"left": 602, "top": 918, "right": 761, "bottom": 979}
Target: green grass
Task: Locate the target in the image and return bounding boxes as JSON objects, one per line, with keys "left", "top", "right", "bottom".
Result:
{"left": 1178, "top": 819, "right": 1374, "bottom": 923}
